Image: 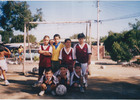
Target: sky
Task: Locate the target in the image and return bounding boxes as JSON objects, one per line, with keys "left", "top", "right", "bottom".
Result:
{"left": 2, "top": 1, "right": 140, "bottom": 42}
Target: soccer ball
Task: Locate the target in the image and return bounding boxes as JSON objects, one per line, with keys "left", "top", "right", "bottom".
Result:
{"left": 56, "top": 84, "right": 67, "bottom": 96}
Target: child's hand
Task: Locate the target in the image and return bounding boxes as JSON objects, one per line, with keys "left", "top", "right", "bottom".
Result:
{"left": 88, "top": 60, "right": 91, "bottom": 65}
{"left": 67, "top": 81, "right": 70, "bottom": 85}
{"left": 48, "top": 81, "right": 52, "bottom": 84}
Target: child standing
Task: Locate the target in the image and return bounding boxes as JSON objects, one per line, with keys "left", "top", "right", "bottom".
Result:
{"left": 59, "top": 38, "right": 76, "bottom": 73}
{"left": 0, "top": 45, "right": 11, "bottom": 85}
{"left": 74, "top": 33, "right": 92, "bottom": 86}
{"left": 70, "top": 63, "right": 86, "bottom": 92}
{"left": 33, "top": 35, "right": 52, "bottom": 87}
{"left": 38, "top": 68, "right": 58, "bottom": 96}
{"left": 51, "top": 34, "right": 64, "bottom": 73}
{"left": 54, "top": 64, "right": 70, "bottom": 87}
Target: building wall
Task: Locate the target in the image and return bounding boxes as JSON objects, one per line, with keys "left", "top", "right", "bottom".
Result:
{"left": 91, "top": 46, "right": 105, "bottom": 60}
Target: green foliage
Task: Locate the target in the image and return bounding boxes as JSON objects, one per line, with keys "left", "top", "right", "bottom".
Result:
{"left": 0, "top": 30, "right": 13, "bottom": 43}
{"left": 110, "top": 42, "right": 132, "bottom": 62}
{"left": 104, "top": 20, "right": 140, "bottom": 62}
{"left": 100, "top": 36, "right": 108, "bottom": 43}
{"left": 0, "top": 1, "right": 43, "bottom": 32}
{"left": 11, "top": 34, "right": 36, "bottom": 43}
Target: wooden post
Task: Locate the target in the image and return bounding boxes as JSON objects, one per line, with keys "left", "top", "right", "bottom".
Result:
{"left": 89, "top": 22, "right": 92, "bottom": 47}
{"left": 23, "top": 23, "right": 26, "bottom": 74}
{"left": 27, "top": 29, "right": 33, "bottom": 62}
{"left": 86, "top": 23, "right": 88, "bottom": 43}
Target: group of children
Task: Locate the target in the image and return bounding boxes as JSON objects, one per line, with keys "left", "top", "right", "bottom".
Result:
{"left": 0, "top": 33, "right": 92, "bottom": 96}
{"left": 35, "top": 33, "right": 92, "bottom": 96}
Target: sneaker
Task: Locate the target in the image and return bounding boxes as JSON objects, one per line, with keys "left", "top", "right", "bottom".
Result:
{"left": 39, "top": 91, "right": 45, "bottom": 96}
{"left": 32, "top": 81, "right": 40, "bottom": 87}
{"left": 80, "top": 87, "right": 85, "bottom": 93}
{"left": 51, "top": 91, "right": 56, "bottom": 96}
{"left": 0, "top": 75, "right": 4, "bottom": 80}
{"left": 5, "top": 80, "right": 10, "bottom": 86}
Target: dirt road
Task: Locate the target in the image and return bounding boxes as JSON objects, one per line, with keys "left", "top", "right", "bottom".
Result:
{"left": 0, "top": 59, "right": 140, "bottom": 99}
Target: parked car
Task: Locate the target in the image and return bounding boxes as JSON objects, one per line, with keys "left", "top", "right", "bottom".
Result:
{"left": 15, "top": 49, "right": 39, "bottom": 60}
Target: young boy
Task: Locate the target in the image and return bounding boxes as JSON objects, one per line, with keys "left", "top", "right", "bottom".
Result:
{"left": 0, "top": 45, "right": 11, "bottom": 85}
{"left": 51, "top": 34, "right": 64, "bottom": 73}
{"left": 70, "top": 63, "right": 86, "bottom": 92}
{"left": 38, "top": 68, "right": 58, "bottom": 96}
{"left": 54, "top": 64, "right": 70, "bottom": 87}
{"left": 59, "top": 38, "right": 76, "bottom": 73}
{"left": 33, "top": 35, "right": 52, "bottom": 87}
{"left": 74, "top": 33, "right": 92, "bottom": 86}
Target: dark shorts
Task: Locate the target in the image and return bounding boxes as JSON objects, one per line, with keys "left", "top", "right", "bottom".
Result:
{"left": 51, "top": 61, "right": 60, "bottom": 73}
{"left": 39, "top": 67, "right": 51, "bottom": 76}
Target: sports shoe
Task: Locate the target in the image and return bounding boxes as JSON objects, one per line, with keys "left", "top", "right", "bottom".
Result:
{"left": 32, "top": 81, "right": 40, "bottom": 87}
{"left": 51, "top": 91, "right": 56, "bottom": 96}
{"left": 80, "top": 87, "right": 85, "bottom": 93}
{"left": 0, "top": 75, "right": 4, "bottom": 80}
{"left": 39, "top": 91, "right": 45, "bottom": 96}
{"left": 5, "top": 80, "right": 10, "bottom": 86}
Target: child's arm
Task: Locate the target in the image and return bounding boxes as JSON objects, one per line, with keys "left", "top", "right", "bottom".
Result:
{"left": 4, "top": 47, "right": 11, "bottom": 55}
{"left": 88, "top": 54, "right": 91, "bottom": 65}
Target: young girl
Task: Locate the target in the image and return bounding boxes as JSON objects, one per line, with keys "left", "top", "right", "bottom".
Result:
{"left": 0, "top": 45, "right": 11, "bottom": 85}
{"left": 33, "top": 35, "right": 52, "bottom": 87}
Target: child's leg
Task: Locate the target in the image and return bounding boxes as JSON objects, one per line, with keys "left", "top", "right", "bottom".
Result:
{"left": 2, "top": 70, "right": 7, "bottom": 81}
{"left": 38, "top": 67, "right": 45, "bottom": 81}
{"left": 81, "top": 63, "right": 88, "bottom": 86}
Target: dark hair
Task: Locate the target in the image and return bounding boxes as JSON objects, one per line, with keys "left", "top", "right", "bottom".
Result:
{"left": 59, "top": 64, "right": 68, "bottom": 69}
{"left": 43, "top": 35, "right": 50, "bottom": 40}
{"left": 45, "top": 68, "right": 52, "bottom": 73}
{"left": 0, "top": 44, "right": 5, "bottom": 52}
{"left": 65, "top": 38, "right": 71, "bottom": 43}
{"left": 54, "top": 34, "right": 60, "bottom": 39}
{"left": 19, "top": 45, "right": 23, "bottom": 48}
{"left": 78, "top": 33, "right": 85, "bottom": 39}
{"left": 74, "top": 63, "right": 81, "bottom": 68}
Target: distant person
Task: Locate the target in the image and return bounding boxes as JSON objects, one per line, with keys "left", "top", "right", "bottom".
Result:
{"left": 59, "top": 38, "right": 76, "bottom": 73}
{"left": 51, "top": 34, "right": 64, "bottom": 73}
{"left": 33, "top": 35, "right": 52, "bottom": 87}
{"left": 0, "top": 44, "right": 11, "bottom": 85}
{"left": 74, "top": 33, "right": 92, "bottom": 87}
{"left": 70, "top": 63, "right": 86, "bottom": 92}
{"left": 18, "top": 45, "right": 24, "bottom": 63}
{"left": 38, "top": 68, "right": 58, "bottom": 96}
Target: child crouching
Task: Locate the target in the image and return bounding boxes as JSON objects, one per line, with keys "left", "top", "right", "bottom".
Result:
{"left": 70, "top": 63, "right": 86, "bottom": 92}
{"left": 38, "top": 68, "right": 58, "bottom": 96}
{"left": 54, "top": 64, "right": 70, "bottom": 87}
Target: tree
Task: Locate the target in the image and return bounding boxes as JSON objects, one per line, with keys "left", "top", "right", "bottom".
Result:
{"left": 110, "top": 42, "right": 133, "bottom": 62}
{"left": 103, "top": 20, "right": 140, "bottom": 62}
{"left": 0, "top": 30, "right": 13, "bottom": 43}
{"left": 0, "top": 1, "right": 42, "bottom": 32}
{"left": 11, "top": 34, "right": 36, "bottom": 43}
{"left": 0, "top": 1, "right": 43, "bottom": 43}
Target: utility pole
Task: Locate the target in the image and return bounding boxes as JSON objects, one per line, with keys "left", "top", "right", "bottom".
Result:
{"left": 97, "top": 0, "right": 100, "bottom": 60}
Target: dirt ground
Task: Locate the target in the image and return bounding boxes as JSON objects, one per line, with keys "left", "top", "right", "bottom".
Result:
{"left": 0, "top": 59, "right": 140, "bottom": 99}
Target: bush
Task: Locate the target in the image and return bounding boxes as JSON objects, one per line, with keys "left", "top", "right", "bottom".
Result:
{"left": 110, "top": 42, "right": 133, "bottom": 62}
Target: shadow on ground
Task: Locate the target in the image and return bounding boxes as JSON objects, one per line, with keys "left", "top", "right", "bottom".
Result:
{"left": 1, "top": 73, "right": 140, "bottom": 99}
